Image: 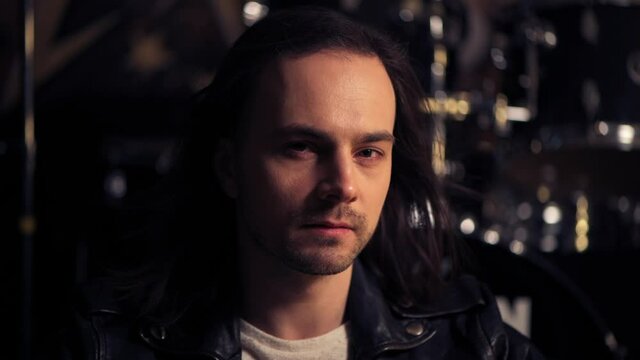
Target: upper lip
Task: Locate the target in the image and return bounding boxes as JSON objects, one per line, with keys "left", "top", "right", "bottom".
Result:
{"left": 304, "top": 220, "right": 353, "bottom": 229}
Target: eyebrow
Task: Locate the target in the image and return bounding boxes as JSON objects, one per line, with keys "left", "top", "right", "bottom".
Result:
{"left": 273, "top": 124, "right": 396, "bottom": 144}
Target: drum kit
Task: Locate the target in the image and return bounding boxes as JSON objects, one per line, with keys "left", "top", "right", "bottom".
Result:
{"left": 378, "top": 0, "right": 640, "bottom": 358}
{"left": 423, "top": 0, "right": 640, "bottom": 255}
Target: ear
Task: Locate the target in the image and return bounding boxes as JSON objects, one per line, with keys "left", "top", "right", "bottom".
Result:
{"left": 214, "top": 139, "right": 238, "bottom": 199}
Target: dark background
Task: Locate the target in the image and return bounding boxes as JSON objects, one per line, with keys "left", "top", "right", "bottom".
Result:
{"left": 2, "top": 0, "right": 639, "bottom": 359}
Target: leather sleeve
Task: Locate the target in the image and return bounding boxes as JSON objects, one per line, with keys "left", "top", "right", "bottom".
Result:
{"left": 476, "top": 282, "right": 547, "bottom": 360}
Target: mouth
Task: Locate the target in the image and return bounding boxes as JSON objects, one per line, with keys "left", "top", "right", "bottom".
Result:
{"left": 301, "top": 221, "right": 353, "bottom": 230}
{"left": 299, "top": 220, "right": 356, "bottom": 238}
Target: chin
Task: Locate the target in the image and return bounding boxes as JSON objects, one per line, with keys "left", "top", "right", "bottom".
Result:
{"left": 282, "top": 252, "right": 356, "bottom": 276}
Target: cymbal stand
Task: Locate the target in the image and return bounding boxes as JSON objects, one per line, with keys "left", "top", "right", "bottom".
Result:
{"left": 20, "top": 0, "right": 36, "bottom": 358}
{"left": 428, "top": 0, "right": 448, "bottom": 177}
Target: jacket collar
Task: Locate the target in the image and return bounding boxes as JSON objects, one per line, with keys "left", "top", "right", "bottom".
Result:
{"left": 346, "top": 260, "right": 486, "bottom": 358}
{"left": 139, "top": 260, "right": 487, "bottom": 359}
{"left": 347, "top": 260, "right": 433, "bottom": 359}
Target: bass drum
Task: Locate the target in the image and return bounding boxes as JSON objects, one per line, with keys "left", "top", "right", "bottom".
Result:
{"left": 465, "top": 237, "right": 627, "bottom": 360}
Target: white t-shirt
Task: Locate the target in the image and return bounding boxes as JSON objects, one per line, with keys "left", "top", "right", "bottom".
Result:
{"left": 240, "top": 319, "right": 350, "bottom": 360}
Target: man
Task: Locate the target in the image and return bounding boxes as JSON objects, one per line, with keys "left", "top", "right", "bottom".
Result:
{"left": 62, "top": 7, "right": 544, "bottom": 359}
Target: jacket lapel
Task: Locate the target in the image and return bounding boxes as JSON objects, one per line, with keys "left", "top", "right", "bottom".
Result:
{"left": 348, "top": 260, "right": 436, "bottom": 359}
{"left": 347, "top": 261, "right": 487, "bottom": 359}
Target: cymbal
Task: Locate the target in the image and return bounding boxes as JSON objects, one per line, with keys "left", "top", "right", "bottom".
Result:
{"left": 503, "top": 146, "right": 640, "bottom": 198}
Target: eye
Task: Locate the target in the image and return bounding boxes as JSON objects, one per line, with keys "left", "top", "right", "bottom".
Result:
{"left": 356, "top": 148, "right": 383, "bottom": 159}
{"left": 286, "top": 142, "right": 310, "bottom": 152}
{"left": 282, "top": 141, "right": 316, "bottom": 159}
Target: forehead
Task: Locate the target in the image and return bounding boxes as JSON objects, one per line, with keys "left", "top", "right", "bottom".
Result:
{"left": 245, "top": 50, "right": 396, "bottom": 137}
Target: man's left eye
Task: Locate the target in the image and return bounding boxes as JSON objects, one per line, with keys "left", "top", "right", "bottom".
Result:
{"left": 357, "top": 148, "right": 382, "bottom": 158}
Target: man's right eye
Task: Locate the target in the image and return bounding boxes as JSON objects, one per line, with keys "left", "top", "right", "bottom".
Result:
{"left": 286, "top": 142, "right": 310, "bottom": 152}
{"left": 282, "top": 142, "right": 315, "bottom": 159}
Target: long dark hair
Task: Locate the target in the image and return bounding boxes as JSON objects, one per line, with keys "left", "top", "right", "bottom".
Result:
{"left": 112, "top": 6, "right": 460, "bottom": 323}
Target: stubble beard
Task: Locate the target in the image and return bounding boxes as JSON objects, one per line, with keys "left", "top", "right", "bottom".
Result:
{"left": 247, "top": 206, "right": 373, "bottom": 276}
{"left": 279, "top": 228, "right": 371, "bottom": 275}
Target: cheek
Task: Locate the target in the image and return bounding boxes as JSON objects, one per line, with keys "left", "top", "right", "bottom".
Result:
{"left": 267, "top": 165, "right": 316, "bottom": 207}
{"left": 365, "top": 167, "right": 392, "bottom": 219}
{"left": 243, "top": 159, "right": 314, "bottom": 211}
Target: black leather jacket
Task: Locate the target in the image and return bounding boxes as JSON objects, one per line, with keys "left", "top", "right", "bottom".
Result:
{"left": 61, "top": 261, "right": 545, "bottom": 359}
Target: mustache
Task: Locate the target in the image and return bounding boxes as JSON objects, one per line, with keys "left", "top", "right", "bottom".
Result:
{"left": 292, "top": 206, "right": 367, "bottom": 229}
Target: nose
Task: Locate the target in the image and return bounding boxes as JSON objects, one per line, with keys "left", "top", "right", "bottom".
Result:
{"left": 316, "top": 151, "right": 358, "bottom": 204}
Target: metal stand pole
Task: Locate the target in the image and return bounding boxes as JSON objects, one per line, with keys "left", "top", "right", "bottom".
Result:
{"left": 20, "top": 0, "right": 36, "bottom": 358}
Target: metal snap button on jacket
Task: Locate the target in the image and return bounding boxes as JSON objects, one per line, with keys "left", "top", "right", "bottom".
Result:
{"left": 405, "top": 321, "right": 424, "bottom": 336}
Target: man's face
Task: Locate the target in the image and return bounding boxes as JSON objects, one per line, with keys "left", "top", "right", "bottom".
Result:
{"left": 229, "top": 50, "right": 396, "bottom": 275}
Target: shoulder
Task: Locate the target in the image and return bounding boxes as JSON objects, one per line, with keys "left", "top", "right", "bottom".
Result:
{"left": 451, "top": 276, "right": 546, "bottom": 359}
{"left": 398, "top": 275, "right": 546, "bottom": 359}
{"left": 58, "top": 277, "right": 154, "bottom": 360}
{"left": 73, "top": 276, "right": 131, "bottom": 330}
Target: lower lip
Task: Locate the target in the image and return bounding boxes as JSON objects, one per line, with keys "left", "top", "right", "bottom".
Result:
{"left": 302, "top": 226, "right": 353, "bottom": 236}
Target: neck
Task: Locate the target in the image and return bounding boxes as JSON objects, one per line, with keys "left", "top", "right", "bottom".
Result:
{"left": 239, "top": 245, "right": 352, "bottom": 340}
